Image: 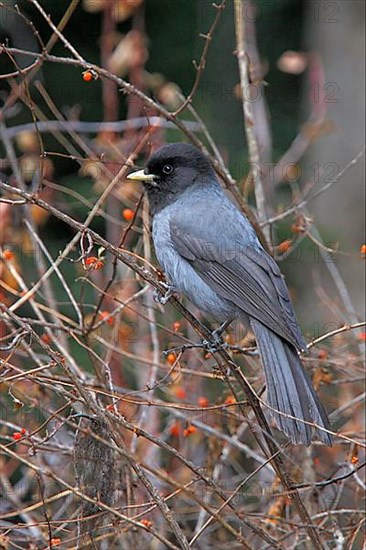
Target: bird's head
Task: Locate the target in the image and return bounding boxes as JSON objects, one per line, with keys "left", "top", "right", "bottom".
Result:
{"left": 127, "top": 143, "right": 216, "bottom": 214}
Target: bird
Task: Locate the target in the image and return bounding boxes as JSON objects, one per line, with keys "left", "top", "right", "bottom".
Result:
{"left": 127, "top": 143, "right": 333, "bottom": 446}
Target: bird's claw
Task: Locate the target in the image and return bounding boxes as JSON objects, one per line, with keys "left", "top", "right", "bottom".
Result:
{"left": 202, "top": 330, "right": 228, "bottom": 353}
{"left": 153, "top": 282, "right": 177, "bottom": 305}
{"left": 163, "top": 331, "right": 228, "bottom": 357}
{"left": 202, "top": 341, "right": 228, "bottom": 353}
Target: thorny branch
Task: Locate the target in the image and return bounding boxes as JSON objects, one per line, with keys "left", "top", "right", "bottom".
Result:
{"left": 0, "top": 2, "right": 364, "bottom": 549}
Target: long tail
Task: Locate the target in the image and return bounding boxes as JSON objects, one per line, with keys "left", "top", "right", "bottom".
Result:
{"left": 250, "top": 318, "right": 332, "bottom": 445}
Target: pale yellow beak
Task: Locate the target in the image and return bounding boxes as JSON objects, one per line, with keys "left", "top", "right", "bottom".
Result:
{"left": 127, "top": 169, "right": 156, "bottom": 183}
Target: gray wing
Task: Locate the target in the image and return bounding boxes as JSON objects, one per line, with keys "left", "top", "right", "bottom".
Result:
{"left": 169, "top": 217, "right": 306, "bottom": 351}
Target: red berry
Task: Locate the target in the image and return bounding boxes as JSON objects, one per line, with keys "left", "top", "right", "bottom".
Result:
{"left": 197, "top": 396, "right": 209, "bottom": 408}
{"left": 183, "top": 424, "right": 197, "bottom": 437}
{"left": 85, "top": 256, "right": 104, "bottom": 270}
{"left": 99, "top": 310, "right": 115, "bottom": 326}
{"left": 175, "top": 387, "right": 186, "bottom": 400}
{"left": 169, "top": 422, "right": 180, "bottom": 437}
{"left": 2, "top": 249, "right": 14, "bottom": 261}
{"left": 166, "top": 353, "right": 176, "bottom": 365}
{"left": 277, "top": 239, "right": 292, "bottom": 254}
{"left": 83, "top": 71, "right": 93, "bottom": 82}
{"left": 140, "top": 519, "right": 153, "bottom": 528}
{"left": 122, "top": 208, "right": 135, "bottom": 221}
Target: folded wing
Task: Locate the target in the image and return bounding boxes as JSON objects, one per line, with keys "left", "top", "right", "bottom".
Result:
{"left": 170, "top": 218, "right": 306, "bottom": 351}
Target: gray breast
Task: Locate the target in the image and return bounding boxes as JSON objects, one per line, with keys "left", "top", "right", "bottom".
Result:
{"left": 152, "top": 206, "right": 236, "bottom": 322}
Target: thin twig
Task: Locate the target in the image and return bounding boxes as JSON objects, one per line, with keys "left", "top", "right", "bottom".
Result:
{"left": 173, "top": 1, "right": 227, "bottom": 116}
{"left": 234, "top": 0, "right": 269, "bottom": 242}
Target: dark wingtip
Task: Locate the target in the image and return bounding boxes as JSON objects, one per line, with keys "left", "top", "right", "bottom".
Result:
{"left": 276, "top": 417, "right": 334, "bottom": 446}
{"left": 273, "top": 403, "right": 334, "bottom": 446}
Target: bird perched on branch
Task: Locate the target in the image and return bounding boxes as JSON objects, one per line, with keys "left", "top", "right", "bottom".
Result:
{"left": 128, "top": 143, "right": 332, "bottom": 446}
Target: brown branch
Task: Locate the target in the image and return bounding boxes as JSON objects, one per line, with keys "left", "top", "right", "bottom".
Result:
{"left": 173, "top": 0, "right": 227, "bottom": 116}
{"left": 0, "top": 442, "right": 181, "bottom": 550}
{"left": 307, "top": 321, "right": 366, "bottom": 350}
{"left": 0, "top": 179, "right": 301, "bottom": 548}
{"left": 0, "top": 44, "right": 269, "bottom": 249}
{"left": 234, "top": 0, "right": 269, "bottom": 243}
{"left": 292, "top": 460, "right": 366, "bottom": 491}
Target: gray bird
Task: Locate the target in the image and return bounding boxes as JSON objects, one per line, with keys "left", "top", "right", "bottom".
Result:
{"left": 128, "top": 143, "right": 332, "bottom": 446}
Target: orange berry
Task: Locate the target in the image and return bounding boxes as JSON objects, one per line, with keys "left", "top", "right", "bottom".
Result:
{"left": 350, "top": 455, "right": 358, "bottom": 464}
{"left": 318, "top": 349, "right": 328, "bottom": 360}
{"left": 140, "top": 519, "right": 153, "bottom": 528}
{"left": 277, "top": 239, "right": 292, "bottom": 254}
{"left": 99, "top": 310, "right": 115, "bottom": 326}
{"left": 41, "top": 333, "right": 52, "bottom": 345}
{"left": 2, "top": 249, "right": 14, "bottom": 261}
{"left": 291, "top": 219, "right": 306, "bottom": 233}
{"left": 50, "top": 539, "right": 62, "bottom": 547}
{"left": 197, "top": 396, "right": 209, "bottom": 408}
{"left": 85, "top": 256, "right": 104, "bottom": 270}
{"left": 169, "top": 422, "right": 180, "bottom": 437}
{"left": 183, "top": 424, "right": 197, "bottom": 437}
{"left": 358, "top": 332, "right": 366, "bottom": 341}
{"left": 12, "top": 432, "right": 22, "bottom": 440}
{"left": 82, "top": 70, "right": 93, "bottom": 82}
{"left": 172, "top": 321, "right": 181, "bottom": 332}
{"left": 122, "top": 208, "right": 135, "bottom": 221}
{"left": 224, "top": 396, "right": 236, "bottom": 405}
{"left": 175, "top": 387, "right": 186, "bottom": 400}
{"left": 166, "top": 353, "right": 176, "bottom": 365}
{"left": 360, "top": 244, "right": 366, "bottom": 256}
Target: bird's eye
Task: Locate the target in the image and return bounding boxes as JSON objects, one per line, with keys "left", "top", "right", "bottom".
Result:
{"left": 162, "top": 164, "right": 173, "bottom": 175}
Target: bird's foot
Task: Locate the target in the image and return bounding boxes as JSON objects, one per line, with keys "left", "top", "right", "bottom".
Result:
{"left": 163, "top": 337, "right": 228, "bottom": 357}
{"left": 163, "top": 321, "right": 231, "bottom": 356}
{"left": 202, "top": 321, "right": 232, "bottom": 353}
{"left": 153, "top": 282, "right": 177, "bottom": 305}
{"left": 202, "top": 331, "right": 228, "bottom": 354}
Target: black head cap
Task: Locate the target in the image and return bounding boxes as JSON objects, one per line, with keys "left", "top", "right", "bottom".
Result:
{"left": 128, "top": 143, "right": 217, "bottom": 215}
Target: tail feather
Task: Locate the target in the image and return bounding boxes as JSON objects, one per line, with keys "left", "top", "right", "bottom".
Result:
{"left": 250, "top": 318, "right": 332, "bottom": 446}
